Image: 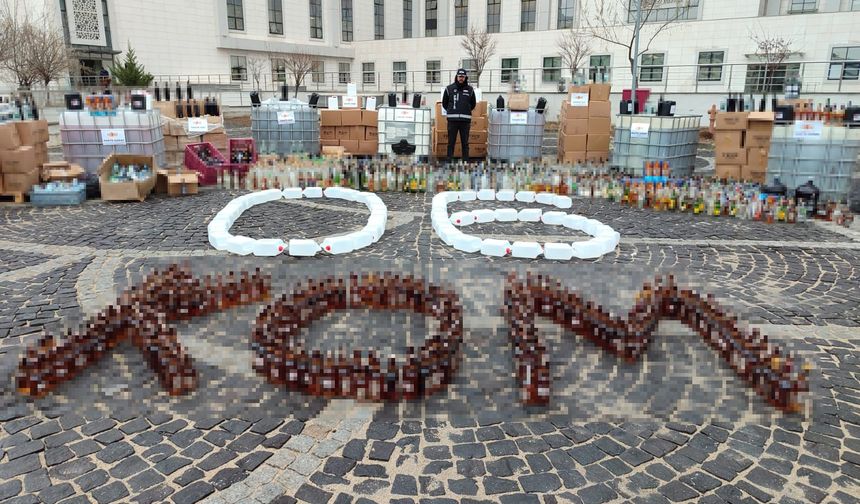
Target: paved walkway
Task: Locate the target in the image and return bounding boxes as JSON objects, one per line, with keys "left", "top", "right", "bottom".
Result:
{"left": 0, "top": 191, "right": 858, "bottom": 504}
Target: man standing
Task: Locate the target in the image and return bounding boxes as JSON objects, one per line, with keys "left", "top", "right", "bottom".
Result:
{"left": 442, "top": 68, "right": 476, "bottom": 160}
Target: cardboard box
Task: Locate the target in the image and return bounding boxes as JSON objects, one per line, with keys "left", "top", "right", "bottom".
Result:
{"left": 362, "top": 110, "right": 378, "bottom": 128}
{"left": 0, "top": 123, "right": 21, "bottom": 151}
{"left": 434, "top": 102, "right": 447, "bottom": 130}
{"left": 339, "top": 139, "right": 359, "bottom": 153}
{"left": 715, "top": 164, "right": 742, "bottom": 180}
{"left": 470, "top": 116, "right": 488, "bottom": 130}
{"left": 561, "top": 151, "right": 587, "bottom": 164}
{"left": 714, "top": 130, "right": 744, "bottom": 150}
{"left": 202, "top": 133, "right": 227, "bottom": 152}
{"left": 567, "top": 85, "right": 590, "bottom": 95}
{"left": 163, "top": 136, "right": 180, "bottom": 152}
{"left": 563, "top": 119, "right": 589, "bottom": 136}
{"left": 322, "top": 145, "right": 346, "bottom": 158}
{"left": 746, "top": 119, "right": 774, "bottom": 148}
{"left": 559, "top": 133, "right": 587, "bottom": 153}
{"left": 715, "top": 112, "right": 749, "bottom": 131}
{"left": 589, "top": 83, "right": 612, "bottom": 102}
{"left": 98, "top": 154, "right": 157, "bottom": 202}
{"left": 320, "top": 110, "right": 342, "bottom": 127}
{"left": 349, "top": 126, "right": 366, "bottom": 141}
{"left": 335, "top": 126, "right": 352, "bottom": 140}
{"left": 165, "top": 151, "right": 184, "bottom": 168}
{"left": 587, "top": 116, "right": 611, "bottom": 135}
{"left": 365, "top": 128, "right": 378, "bottom": 141}
{"left": 0, "top": 146, "right": 38, "bottom": 174}
{"left": 474, "top": 101, "right": 488, "bottom": 117}
{"left": 587, "top": 151, "right": 609, "bottom": 164}
{"left": 742, "top": 166, "right": 767, "bottom": 184}
{"left": 434, "top": 129, "right": 449, "bottom": 144}
{"left": 746, "top": 147, "right": 769, "bottom": 170}
{"left": 508, "top": 93, "right": 529, "bottom": 111}
{"left": 561, "top": 102, "right": 589, "bottom": 121}
{"left": 588, "top": 101, "right": 611, "bottom": 118}
{"left": 169, "top": 120, "right": 187, "bottom": 137}
{"left": 321, "top": 126, "right": 337, "bottom": 140}
{"left": 341, "top": 109, "right": 363, "bottom": 126}
{"left": 320, "top": 139, "right": 340, "bottom": 147}
{"left": 34, "top": 144, "right": 48, "bottom": 166}
{"left": 42, "top": 162, "right": 85, "bottom": 183}
{"left": 14, "top": 120, "right": 49, "bottom": 146}
{"left": 586, "top": 134, "right": 611, "bottom": 152}
{"left": 468, "top": 130, "right": 488, "bottom": 144}
{"left": 167, "top": 171, "right": 199, "bottom": 196}
{"left": 358, "top": 140, "right": 377, "bottom": 154}
{"left": 2, "top": 167, "right": 40, "bottom": 194}
{"left": 716, "top": 148, "right": 747, "bottom": 165}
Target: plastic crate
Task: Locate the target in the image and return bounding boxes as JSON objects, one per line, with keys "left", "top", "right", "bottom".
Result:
{"left": 377, "top": 106, "right": 432, "bottom": 157}
{"left": 251, "top": 101, "right": 321, "bottom": 156}
{"left": 228, "top": 138, "right": 258, "bottom": 167}
{"left": 488, "top": 108, "right": 546, "bottom": 162}
{"left": 184, "top": 142, "right": 227, "bottom": 186}
{"left": 30, "top": 184, "right": 87, "bottom": 206}
{"left": 611, "top": 115, "right": 700, "bottom": 176}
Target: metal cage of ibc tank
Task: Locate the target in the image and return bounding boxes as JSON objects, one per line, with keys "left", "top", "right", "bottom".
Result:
{"left": 377, "top": 106, "right": 432, "bottom": 157}
{"left": 59, "top": 110, "right": 166, "bottom": 174}
{"left": 767, "top": 123, "right": 860, "bottom": 202}
{"left": 612, "top": 115, "right": 700, "bottom": 176}
{"left": 251, "top": 99, "right": 321, "bottom": 155}
{"left": 487, "top": 108, "right": 546, "bottom": 162}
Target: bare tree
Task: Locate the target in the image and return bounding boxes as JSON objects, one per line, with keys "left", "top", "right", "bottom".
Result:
{"left": 584, "top": 0, "right": 692, "bottom": 80}
{"left": 29, "top": 24, "right": 72, "bottom": 95}
{"left": 246, "top": 56, "right": 268, "bottom": 90}
{"left": 460, "top": 26, "right": 497, "bottom": 85}
{"left": 749, "top": 30, "right": 794, "bottom": 98}
{"left": 0, "top": 1, "right": 38, "bottom": 88}
{"left": 281, "top": 52, "right": 315, "bottom": 98}
{"left": 556, "top": 28, "right": 591, "bottom": 81}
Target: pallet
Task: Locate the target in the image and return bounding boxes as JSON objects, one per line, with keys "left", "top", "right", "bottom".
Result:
{"left": 0, "top": 192, "right": 26, "bottom": 203}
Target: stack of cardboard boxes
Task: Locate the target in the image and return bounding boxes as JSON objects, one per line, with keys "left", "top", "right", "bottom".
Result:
{"left": 557, "top": 83, "right": 612, "bottom": 164}
{"left": 714, "top": 111, "right": 774, "bottom": 183}
{"left": 161, "top": 116, "right": 226, "bottom": 168}
{"left": 320, "top": 109, "right": 378, "bottom": 155}
{"left": 432, "top": 102, "right": 489, "bottom": 158}
{"left": 0, "top": 120, "right": 50, "bottom": 197}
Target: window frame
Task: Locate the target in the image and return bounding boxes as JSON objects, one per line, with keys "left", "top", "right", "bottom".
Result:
{"left": 487, "top": 0, "right": 501, "bottom": 33}
{"left": 557, "top": 0, "right": 575, "bottom": 30}
{"left": 230, "top": 55, "right": 248, "bottom": 82}
{"left": 362, "top": 62, "right": 376, "bottom": 85}
{"left": 403, "top": 0, "right": 413, "bottom": 38}
{"left": 311, "top": 60, "right": 325, "bottom": 84}
{"left": 393, "top": 61, "right": 407, "bottom": 84}
{"left": 272, "top": 58, "right": 286, "bottom": 82}
{"left": 227, "top": 0, "right": 244, "bottom": 31}
{"left": 341, "top": 0, "right": 353, "bottom": 42}
{"left": 542, "top": 56, "right": 562, "bottom": 83}
{"left": 520, "top": 0, "right": 536, "bottom": 31}
{"left": 309, "top": 0, "right": 323, "bottom": 39}
{"left": 426, "top": 60, "right": 441, "bottom": 84}
{"left": 627, "top": 0, "right": 699, "bottom": 23}
{"left": 455, "top": 0, "right": 469, "bottom": 36}
{"left": 788, "top": 0, "right": 817, "bottom": 13}
{"left": 639, "top": 53, "right": 665, "bottom": 83}
{"left": 828, "top": 46, "right": 860, "bottom": 81}
{"left": 743, "top": 62, "right": 801, "bottom": 93}
{"left": 268, "top": 0, "right": 283, "bottom": 35}
{"left": 589, "top": 54, "right": 611, "bottom": 82}
{"left": 374, "top": 0, "right": 385, "bottom": 40}
{"left": 696, "top": 50, "right": 725, "bottom": 83}
{"left": 425, "top": 0, "right": 438, "bottom": 37}
{"left": 338, "top": 62, "right": 351, "bottom": 85}
{"left": 501, "top": 57, "right": 519, "bottom": 84}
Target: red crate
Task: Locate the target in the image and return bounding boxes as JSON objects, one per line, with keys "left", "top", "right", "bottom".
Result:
{"left": 227, "top": 138, "right": 258, "bottom": 167}
{"left": 184, "top": 142, "right": 227, "bottom": 186}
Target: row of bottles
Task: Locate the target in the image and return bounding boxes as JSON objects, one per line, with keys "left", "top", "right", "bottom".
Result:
{"left": 109, "top": 162, "right": 151, "bottom": 182}
{"left": 191, "top": 144, "right": 223, "bottom": 167}
{"left": 0, "top": 95, "right": 39, "bottom": 121}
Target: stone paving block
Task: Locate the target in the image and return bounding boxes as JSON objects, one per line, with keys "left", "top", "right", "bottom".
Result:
{"left": 109, "top": 455, "right": 148, "bottom": 479}
{"left": 577, "top": 483, "right": 617, "bottom": 504}
{"left": 154, "top": 456, "right": 193, "bottom": 476}
{"left": 520, "top": 473, "right": 562, "bottom": 493}
{"left": 286, "top": 435, "right": 315, "bottom": 453}
{"left": 423, "top": 460, "right": 453, "bottom": 475}
{"left": 23, "top": 468, "right": 51, "bottom": 493}
{"left": 31, "top": 420, "right": 61, "bottom": 440}
{"left": 44, "top": 430, "right": 82, "bottom": 449}
{"left": 237, "top": 450, "right": 273, "bottom": 472}
{"left": 91, "top": 480, "right": 129, "bottom": 504}
{"left": 268, "top": 449, "right": 298, "bottom": 469}
{"left": 48, "top": 458, "right": 96, "bottom": 480}
{"left": 145, "top": 443, "right": 178, "bottom": 462}
{"left": 291, "top": 453, "right": 323, "bottom": 476}
{"left": 172, "top": 481, "right": 215, "bottom": 504}
{"left": 488, "top": 440, "right": 519, "bottom": 456}
{"left": 7, "top": 440, "right": 45, "bottom": 460}
{"left": 45, "top": 446, "right": 74, "bottom": 466}
{"left": 296, "top": 483, "right": 333, "bottom": 503}
{"left": 482, "top": 476, "right": 520, "bottom": 495}
{"left": 210, "top": 467, "right": 248, "bottom": 490}
{"left": 38, "top": 483, "right": 75, "bottom": 504}
{"left": 175, "top": 467, "right": 205, "bottom": 487}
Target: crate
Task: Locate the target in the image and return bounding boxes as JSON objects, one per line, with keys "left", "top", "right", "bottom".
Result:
{"left": 184, "top": 142, "right": 227, "bottom": 186}
{"left": 30, "top": 184, "right": 86, "bottom": 206}
{"left": 377, "top": 106, "right": 432, "bottom": 157}
{"left": 767, "top": 124, "right": 860, "bottom": 202}
{"left": 251, "top": 100, "right": 321, "bottom": 156}
{"left": 612, "top": 115, "right": 700, "bottom": 176}
{"left": 228, "top": 137, "right": 258, "bottom": 167}
{"left": 488, "top": 108, "right": 546, "bottom": 162}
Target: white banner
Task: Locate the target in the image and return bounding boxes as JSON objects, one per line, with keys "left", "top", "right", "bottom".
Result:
{"left": 631, "top": 122, "right": 650, "bottom": 138}
{"left": 327, "top": 96, "right": 339, "bottom": 110}
{"left": 365, "top": 97, "right": 377, "bottom": 110}
{"left": 342, "top": 95, "right": 359, "bottom": 108}
{"left": 187, "top": 117, "right": 208, "bottom": 133}
{"left": 277, "top": 111, "right": 296, "bottom": 125}
{"left": 793, "top": 120, "right": 824, "bottom": 139}
{"left": 347, "top": 83, "right": 357, "bottom": 96}
{"left": 570, "top": 93, "right": 589, "bottom": 107}
{"left": 510, "top": 112, "right": 528, "bottom": 125}
{"left": 100, "top": 128, "right": 126, "bottom": 146}
{"left": 394, "top": 108, "right": 416, "bottom": 122}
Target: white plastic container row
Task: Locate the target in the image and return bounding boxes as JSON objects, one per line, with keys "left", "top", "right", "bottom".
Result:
{"left": 208, "top": 187, "right": 387, "bottom": 257}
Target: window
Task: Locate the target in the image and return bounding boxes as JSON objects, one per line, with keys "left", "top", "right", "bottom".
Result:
{"left": 697, "top": 51, "right": 724, "bottom": 82}
{"left": 461, "top": 58, "right": 477, "bottom": 75}
{"left": 230, "top": 55, "right": 247, "bottom": 81}
{"left": 828, "top": 46, "right": 860, "bottom": 80}
{"left": 628, "top": 0, "right": 699, "bottom": 23}
{"left": 558, "top": 0, "right": 575, "bottom": 29}
{"left": 363, "top": 63, "right": 376, "bottom": 85}
{"left": 403, "top": 0, "right": 413, "bottom": 37}
{"left": 455, "top": 0, "right": 468, "bottom": 35}
{"left": 542, "top": 57, "right": 561, "bottom": 82}
{"left": 309, "top": 0, "right": 323, "bottom": 39}
{"left": 639, "top": 53, "right": 665, "bottom": 82}
{"left": 744, "top": 63, "right": 801, "bottom": 93}
{"left": 425, "top": 0, "right": 437, "bottom": 36}
{"left": 339, "top": 62, "right": 351, "bottom": 84}
{"left": 227, "top": 0, "right": 244, "bottom": 30}
{"left": 272, "top": 58, "right": 286, "bottom": 82}
{"left": 501, "top": 58, "right": 519, "bottom": 83}
{"left": 853, "top": 0, "right": 860, "bottom": 10}
{"left": 341, "top": 0, "right": 353, "bottom": 41}
{"left": 374, "top": 0, "right": 385, "bottom": 39}
{"left": 521, "top": 0, "right": 536, "bottom": 31}
{"left": 487, "top": 0, "right": 501, "bottom": 33}
{"left": 311, "top": 61, "right": 325, "bottom": 83}
{"left": 589, "top": 55, "right": 611, "bottom": 82}
{"left": 426, "top": 60, "right": 441, "bottom": 84}
{"left": 268, "top": 0, "right": 283, "bottom": 34}
{"left": 393, "top": 61, "right": 407, "bottom": 84}
{"left": 788, "top": 0, "right": 817, "bottom": 13}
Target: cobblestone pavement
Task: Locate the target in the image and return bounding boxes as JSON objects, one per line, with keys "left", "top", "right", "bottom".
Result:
{"left": 0, "top": 189, "right": 858, "bottom": 504}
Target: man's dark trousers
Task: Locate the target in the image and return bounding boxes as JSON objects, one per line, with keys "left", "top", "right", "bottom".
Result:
{"left": 447, "top": 120, "right": 470, "bottom": 160}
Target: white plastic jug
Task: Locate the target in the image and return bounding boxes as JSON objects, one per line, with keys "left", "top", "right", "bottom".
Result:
{"left": 282, "top": 187, "right": 303, "bottom": 199}
{"left": 541, "top": 211, "right": 567, "bottom": 226}
{"left": 481, "top": 239, "right": 511, "bottom": 257}
{"left": 321, "top": 235, "right": 356, "bottom": 255}
{"left": 511, "top": 242, "right": 543, "bottom": 259}
{"left": 251, "top": 238, "right": 287, "bottom": 257}
{"left": 477, "top": 189, "right": 496, "bottom": 201}
{"left": 450, "top": 211, "right": 476, "bottom": 226}
{"left": 288, "top": 239, "right": 321, "bottom": 257}
{"left": 535, "top": 192, "right": 556, "bottom": 205}
{"left": 494, "top": 208, "right": 518, "bottom": 222}
{"left": 472, "top": 209, "right": 496, "bottom": 223}
{"left": 224, "top": 235, "right": 257, "bottom": 256}
{"left": 517, "top": 209, "right": 542, "bottom": 222}
{"left": 544, "top": 242, "right": 575, "bottom": 261}
{"left": 496, "top": 190, "right": 516, "bottom": 202}
{"left": 452, "top": 234, "right": 482, "bottom": 253}
{"left": 515, "top": 191, "right": 536, "bottom": 203}
{"left": 459, "top": 190, "right": 477, "bottom": 201}
{"left": 554, "top": 195, "right": 573, "bottom": 209}
{"left": 303, "top": 187, "right": 323, "bottom": 198}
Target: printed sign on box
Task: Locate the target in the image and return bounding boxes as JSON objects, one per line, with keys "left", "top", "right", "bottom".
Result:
{"left": 394, "top": 108, "right": 416, "bottom": 122}
{"left": 793, "top": 120, "right": 824, "bottom": 139}
{"left": 101, "top": 128, "right": 126, "bottom": 146}
{"left": 631, "top": 122, "right": 650, "bottom": 138}
{"left": 570, "top": 93, "right": 589, "bottom": 107}
{"left": 342, "top": 95, "right": 359, "bottom": 108}
{"left": 188, "top": 117, "right": 208, "bottom": 133}
{"left": 510, "top": 112, "right": 528, "bottom": 125}
{"left": 347, "top": 83, "right": 357, "bottom": 96}
{"left": 277, "top": 111, "right": 296, "bottom": 125}
{"left": 327, "top": 96, "right": 339, "bottom": 110}
{"left": 365, "top": 97, "right": 377, "bottom": 110}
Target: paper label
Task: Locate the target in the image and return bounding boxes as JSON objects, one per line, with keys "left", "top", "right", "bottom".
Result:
{"left": 631, "top": 122, "right": 650, "bottom": 138}
{"left": 510, "top": 112, "right": 528, "bottom": 125}
{"left": 793, "top": 120, "right": 824, "bottom": 139}
{"left": 277, "top": 111, "right": 296, "bottom": 125}
{"left": 342, "top": 95, "right": 359, "bottom": 108}
{"left": 347, "top": 83, "right": 357, "bottom": 96}
{"left": 100, "top": 128, "right": 126, "bottom": 146}
{"left": 327, "top": 96, "right": 339, "bottom": 110}
{"left": 670, "top": 104, "right": 677, "bottom": 115}
{"left": 570, "top": 93, "right": 589, "bottom": 107}
{"left": 365, "top": 97, "right": 377, "bottom": 110}
{"left": 188, "top": 117, "right": 208, "bottom": 133}
{"left": 394, "top": 108, "right": 416, "bottom": 122}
